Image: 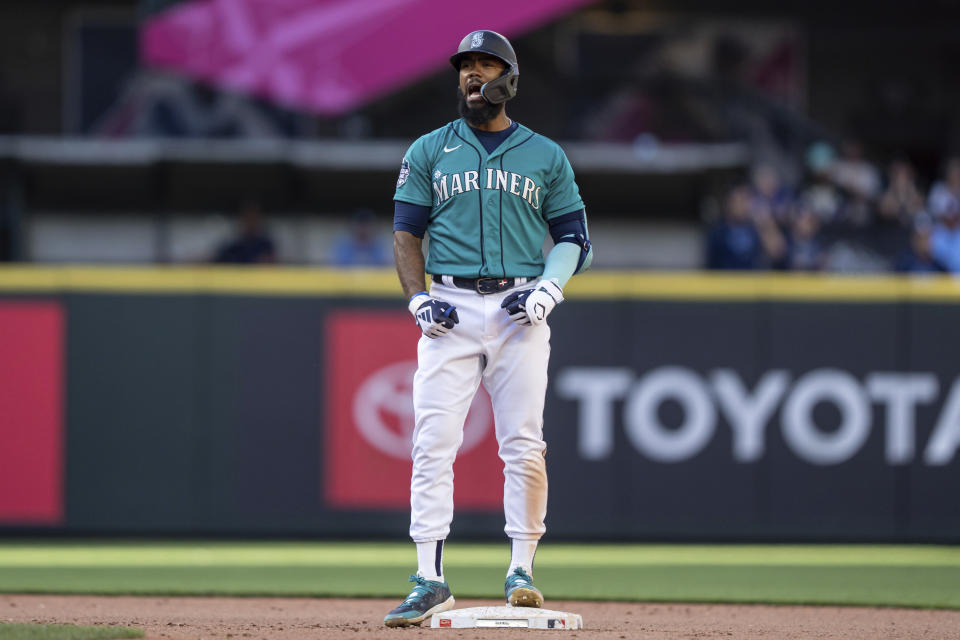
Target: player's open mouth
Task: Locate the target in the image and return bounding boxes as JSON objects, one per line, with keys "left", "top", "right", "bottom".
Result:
{"left": 466, "top": 82, "right": 483, "bottom": 101}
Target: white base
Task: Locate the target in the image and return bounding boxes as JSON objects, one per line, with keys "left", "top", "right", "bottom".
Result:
{"left": 431, "top": 606, "right": 583, "bottom": 630}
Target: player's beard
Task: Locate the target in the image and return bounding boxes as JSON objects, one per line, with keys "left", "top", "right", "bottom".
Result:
{"left": 457, "top": 88, "right": 503, "bottom": 127}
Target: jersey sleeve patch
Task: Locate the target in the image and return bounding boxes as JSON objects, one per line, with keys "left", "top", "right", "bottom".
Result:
{"left": 396, "top": 158, "right": 411, "bottom": 187}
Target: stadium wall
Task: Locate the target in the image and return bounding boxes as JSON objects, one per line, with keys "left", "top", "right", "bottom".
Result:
{"left": 1, "top": 267, "right": 958, "bottom": 541}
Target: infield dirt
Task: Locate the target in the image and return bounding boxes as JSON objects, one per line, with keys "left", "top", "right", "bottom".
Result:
{"left": 2, "top": 594, "right": 959, "bottom": 639}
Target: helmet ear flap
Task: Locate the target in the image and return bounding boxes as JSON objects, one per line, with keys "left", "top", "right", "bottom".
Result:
{"left": 480, "top": 69, "right": 519, "bottom": 104}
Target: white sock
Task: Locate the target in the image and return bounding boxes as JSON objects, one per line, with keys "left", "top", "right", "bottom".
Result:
{"left": 416, "top": 540, "right": 444, "bottom": 581}
{"left": 508, "top": 539, "right": 539, "bottom": 577}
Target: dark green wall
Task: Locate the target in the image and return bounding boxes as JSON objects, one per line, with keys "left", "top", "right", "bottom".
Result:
{"left": 2, "top": 290, "right": 959, "bottom": 541}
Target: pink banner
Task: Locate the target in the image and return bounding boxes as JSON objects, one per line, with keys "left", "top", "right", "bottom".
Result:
{"left": 142, "top": 0, "right": 595, "bottom": 116}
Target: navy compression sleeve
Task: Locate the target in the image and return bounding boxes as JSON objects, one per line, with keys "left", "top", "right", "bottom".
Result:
{"left": 548, "top": 209, "right": 586, "bottom": 244}
{"left": 547, "top": 208, "right": 592, "bottom": 274}
{"left": 394, "top": 201, "right": 430, "bottom": 238}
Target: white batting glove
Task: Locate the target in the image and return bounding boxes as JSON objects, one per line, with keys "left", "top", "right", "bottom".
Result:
{"left": 408, "top": 292, "right": 459, "bottom": 338}
{"left": 500, "top": 278, "right": 564, "bottom": 326}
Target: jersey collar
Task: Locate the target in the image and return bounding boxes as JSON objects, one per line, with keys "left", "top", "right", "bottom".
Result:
{"left": 454, "top": 118, "right": 530, "bottom": 160}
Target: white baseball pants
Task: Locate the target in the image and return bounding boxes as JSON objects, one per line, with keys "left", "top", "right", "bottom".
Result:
{"left": 409, "top": 281, "right": 549, "bottom": 543}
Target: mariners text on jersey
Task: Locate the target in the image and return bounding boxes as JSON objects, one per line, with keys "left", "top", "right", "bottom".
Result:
{"left": 394, "top": 118, "right": 585, "bottom": 279}
{"left": 433, "top": 169, "right": 542, "bottom": 209}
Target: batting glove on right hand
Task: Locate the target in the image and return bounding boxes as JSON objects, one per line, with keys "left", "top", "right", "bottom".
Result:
{"left": 408, "top": 292, "right": 459, "bottom": 338}
{"left": 501, "top": 278, "right": 564, "bottom": 326}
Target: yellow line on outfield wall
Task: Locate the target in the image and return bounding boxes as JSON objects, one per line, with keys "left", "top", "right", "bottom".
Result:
{"left": 0, "top": 266, "right": 401, "bottom": 296}
{"left": 0, "top": 266, "right": 960, "bottom": 301}
{"left": 565, "top": 271, "right": 960, "bottom": 301}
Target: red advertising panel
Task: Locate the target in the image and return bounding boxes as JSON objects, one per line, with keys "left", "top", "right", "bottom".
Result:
{"left": 325, "top": 312, "right": 500, "bottom": 510}
{"left": 0, "top": 302, "right": 64, "bottom": 524}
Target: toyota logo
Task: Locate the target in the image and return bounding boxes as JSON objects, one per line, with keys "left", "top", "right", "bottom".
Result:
{"left": 353, "top": 360, "right": 493, "bottom": 459}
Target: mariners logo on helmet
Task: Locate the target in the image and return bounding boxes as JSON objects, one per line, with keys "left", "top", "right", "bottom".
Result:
{"left": 471, "top": 32, "right": 484, "bottom": 48}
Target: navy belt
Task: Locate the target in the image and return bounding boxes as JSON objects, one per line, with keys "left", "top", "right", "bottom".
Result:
{"left": 432, "top": 274, "right": 529, "bottom": 294}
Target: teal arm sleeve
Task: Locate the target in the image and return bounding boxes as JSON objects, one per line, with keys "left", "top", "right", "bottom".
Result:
{"left": 540, "top": 242, "right": 582, "bottom": 289}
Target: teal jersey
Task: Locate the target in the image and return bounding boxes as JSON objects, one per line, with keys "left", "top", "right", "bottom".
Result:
{"left": 394, "top": 118, "right": 585, "bottom": 278}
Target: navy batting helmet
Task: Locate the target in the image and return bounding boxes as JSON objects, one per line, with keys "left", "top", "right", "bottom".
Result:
{"left": 450, "top": 30, "right": 519, "bottom": 104}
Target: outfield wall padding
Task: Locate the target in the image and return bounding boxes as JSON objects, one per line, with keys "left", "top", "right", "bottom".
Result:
{"left": 1, "top": 268, "right": 958, "bottom": 541}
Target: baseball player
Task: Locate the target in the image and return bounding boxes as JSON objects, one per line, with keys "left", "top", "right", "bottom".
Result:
{"left": 384, "top": 29, "right": 593, "bottom": 628}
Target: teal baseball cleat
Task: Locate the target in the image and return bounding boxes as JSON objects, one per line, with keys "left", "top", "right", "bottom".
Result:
{"left": 384, "top": 574, "right": 455, "bottom": 627}
{"left": 505, "top": 567, "right": 544, "bottom": 608}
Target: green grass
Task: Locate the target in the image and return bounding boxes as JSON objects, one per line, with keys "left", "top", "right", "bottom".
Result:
{"left": 0, "top": 542, "right": 958, "bottom": 609}
{"left": 0, "top": 623, "right": 142, "bottom": 640}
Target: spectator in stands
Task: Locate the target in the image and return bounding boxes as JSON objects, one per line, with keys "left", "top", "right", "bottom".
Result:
{"left": 830, "top": 138, "right": 881, "bottom": 226}
{"left": 330, "top": 208, "right": 390, "bottom": 267}
{"left": 929, "top": 198, "right": 960, "bottom": 273}
{"left": 799, "top": 141, "right": 844, "bottom": 224}
{"left": 928, "top": 156, "right": 960, "bottom": 220}
{"left": 706, "top": 183, "right": 785, "bottom": 269}
{"left": 832, "top": 139, "right": 882, "bottom": 200}
{"left": 878, "top": 157, "right": 927, "bottom": 227}
{"left": 785, "top": 205, "right": 826, "bottom": 271}
{"left": 749, "top": 162, "right": 794, "bottom": 226}
{"left": 212, "top": 201, "right": 277, "bottom": 264}
{"left": 895, "top": 223, "right": 946, "bottom": 273}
